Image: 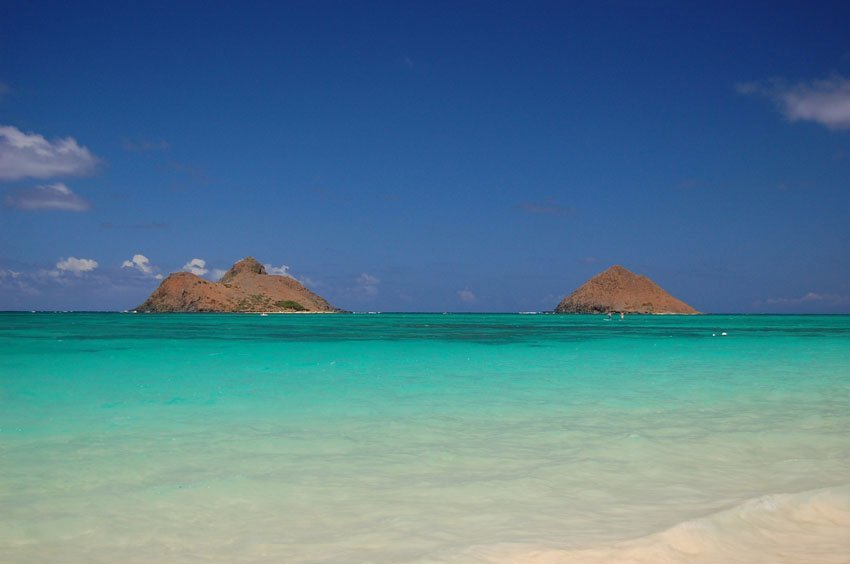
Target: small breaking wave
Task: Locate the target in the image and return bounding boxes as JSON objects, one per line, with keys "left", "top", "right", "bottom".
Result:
{"left": 434, "top": 484, "right": 850, "bottom": 563}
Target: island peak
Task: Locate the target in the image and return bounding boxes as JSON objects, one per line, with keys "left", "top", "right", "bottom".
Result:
{"left": 555, "top": 265, "right": 698, "bottom": 314}
{"left": 219, "top": 256, "right": 266, "bottom": 285}
{"left": 134, "top": 256, "right": 339, "bottom": 313}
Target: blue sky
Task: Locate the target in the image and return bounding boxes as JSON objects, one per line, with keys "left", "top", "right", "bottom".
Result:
{"left": 1, "top": 1, "right": 849, "bottom": 312}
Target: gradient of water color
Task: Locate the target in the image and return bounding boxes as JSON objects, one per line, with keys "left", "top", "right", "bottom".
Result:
{"left": 1, "top": 313, "right": 849, "bottom": 563}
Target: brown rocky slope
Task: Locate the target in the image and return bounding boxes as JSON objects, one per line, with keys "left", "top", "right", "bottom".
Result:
{"left": 134, "top": 257, "right": 340, "bottom": 312}
{"left": 555, "top": 265, "right": 699, "bottom": 314}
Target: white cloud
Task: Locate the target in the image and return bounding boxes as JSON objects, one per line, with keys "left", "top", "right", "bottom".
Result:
{"left": 121, "top": 254, "right": 162, "bottom": 279}
{"left": 357, "top": 272, "right": 380, "bottom": 296}
{"left": 182, "top": 258, "right": 208, "bottom": 276}
{"left": 122, "top": 255, "right": 151, "bottom": 273}
{"left": 4, "top": 182, "right": 90, "bottom": 211}
{"left": 264, "top": 263, "right": 293, "bottom": 277}
{"left": 210, "top": 268, "right": 227, "bottom": 281}
{"left": 457, "top": 289, "right": 477, "bottom": 302}
{"left": 737, "top": 76, "right": 850, "bottom": 130}
{"left": 264, "top": 263, "right": 320, "bottom": 287}
{"left": 56, "top": 257, "right": 98, "bottom": 276}
{"left": 0, "top": 125, "right": 99, "bottom": 180}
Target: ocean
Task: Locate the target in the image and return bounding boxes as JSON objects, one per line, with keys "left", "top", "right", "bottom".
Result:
{"left": 1, "top": 312, "right": 849, "bottom": 563}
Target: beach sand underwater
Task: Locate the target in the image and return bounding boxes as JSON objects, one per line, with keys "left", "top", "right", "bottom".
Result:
{"left": 1, "top": 312, "right": 849, "bottom": 563}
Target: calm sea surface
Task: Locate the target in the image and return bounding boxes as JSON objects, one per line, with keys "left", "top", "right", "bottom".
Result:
{"left": 1, "top": 313, "right": 849, "bottom": 563}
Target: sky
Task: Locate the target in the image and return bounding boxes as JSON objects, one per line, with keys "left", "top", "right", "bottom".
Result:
{"left": 1, "top": 1, "right": 849, "bottom": 313}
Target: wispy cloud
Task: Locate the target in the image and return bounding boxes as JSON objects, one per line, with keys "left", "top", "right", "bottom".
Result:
{"left": 263, "top": 263, "right": 320, "bottom": 288}
{"left": 0, "top": 268, "right": 40, "bottom": 296}
{"left": 517, "top": 199, "right": 576, "bottom": 216}
{"left": 737, "top": 75, "right": 850, "bottom": 130}
{"left": 356, "top": 273, "right": 380, "bottom": 296}
{"left": 457, "top": 289, "right": 476, "bottom": 303}
{"left": 121, "top": 254, "right": 162, "bottom": 279}
{"left": 4, "top": 182, "right": 90, "bottom": 211}
{"left": 56, "top": 257, "right": 98, "bottom": 276}
{"left": 182, "top": 258, "right": 209, "bottom": 276}
{"left": 0, "top": 125, "right": 99, "bottom": 180}
{"left": 264, "top": 263, "right": 293, "bottom": 278}
{"left": 763, "top": 292, "right": 850, "bottom": 306}
{"left": 0, "top": 257, "right": 171, "bottom": 305}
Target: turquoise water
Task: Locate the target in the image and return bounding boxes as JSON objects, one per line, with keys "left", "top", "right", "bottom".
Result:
{"left": 1, "top": 313, "right": 849, "bottom": 563}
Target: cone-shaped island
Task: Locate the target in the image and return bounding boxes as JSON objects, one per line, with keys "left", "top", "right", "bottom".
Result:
{"left": 134, "top": 257, "right": 340, "bottom": 313}
{"left": 555, "top": 265, "right": 698, "bottom": 314}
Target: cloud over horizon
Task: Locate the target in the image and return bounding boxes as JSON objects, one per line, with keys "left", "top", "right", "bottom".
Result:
{"left": 4, "top": 182, "right": 91, "bottom": 211}
{"left": 122, "top": 254, "right": 162, "bottom": 279}
{"left": 264, "top": 263, "right": 293, "bottom": 277}
{"left": 356, "top": 273, "right": 380, "bottom": 297}
{"left": 182, "top": 258, "right": 209, "bottom": 276}
{"left": 56, "top": 257, "right": 98, "bottom": 276}
{"left": 457, "top": 289, "right": 476, "bottom": 303}
{"left": 737, "top": 75, "right": 850, "bottom": 130}
{"left": 0, "top": 125, "right": 99, "bottom": 180}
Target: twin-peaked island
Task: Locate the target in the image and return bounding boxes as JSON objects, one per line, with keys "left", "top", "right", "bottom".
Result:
{"left": 135, "top": 257, "right": 338, "bottom": 313}
{"left": 135, "top": 257, "right": 698, "bottom": 314}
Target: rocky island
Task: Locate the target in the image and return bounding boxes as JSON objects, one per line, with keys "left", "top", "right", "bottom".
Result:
{"left": 134, "top": 256, "right": 340, "bottom": 313}
{"left": 555, "top": 265, "right": 698, "bottom": 314}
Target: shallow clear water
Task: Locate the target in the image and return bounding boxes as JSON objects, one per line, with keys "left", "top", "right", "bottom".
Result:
{"left": 1, "top": 313, "right": 849, "bottom": 562}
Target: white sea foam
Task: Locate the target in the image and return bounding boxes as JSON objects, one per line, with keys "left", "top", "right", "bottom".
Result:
{"left": 446, "top": 485, "right": 850, "bottom": 563}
